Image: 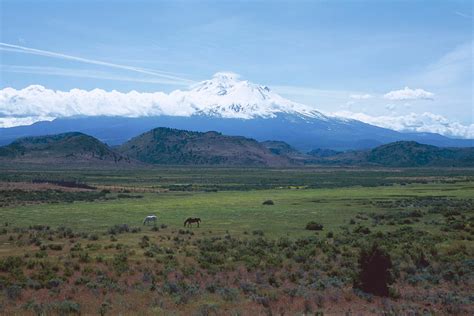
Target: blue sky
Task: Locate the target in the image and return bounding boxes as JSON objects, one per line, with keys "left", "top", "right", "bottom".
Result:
{"left": 0, "top": 0, "right": 472, "bottom": 129}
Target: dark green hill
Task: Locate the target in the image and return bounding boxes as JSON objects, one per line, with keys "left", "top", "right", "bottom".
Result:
{"left": 261, "top": 140, "right": 310, "bottom": 163}
{"left": 118, "top": 128, "right": 292, "bottom": 167}
{"left": 306, "top": 141, "right": 474, "bottom": 167}
{"left": 365, "top": 141, "right": 474, "bottom": 167}
{"left": 0, "top": 132, "right": 130, "bottom": 165}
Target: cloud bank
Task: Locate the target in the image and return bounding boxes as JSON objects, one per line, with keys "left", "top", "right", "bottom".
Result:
{"left": 333, "top": 111, "right": 474, "bottom": 139}
{"left": 0, "top": 85, "right": 195, "bottom": 119}
{"left": 384, "top": 87, "right": 434, "bottom": 101}
{"left": 0, "top": 116, "right": 55, "bottom": 128}
{"left": 0, "top": 84, "right": 472, "bottom": 139}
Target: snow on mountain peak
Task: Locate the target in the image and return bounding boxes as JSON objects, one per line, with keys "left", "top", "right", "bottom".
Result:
{"left": 172, "top": 72, "right": 325, "bottom": 119}
{"left": 212, "top": 71, "right": 241, "bottom": 81}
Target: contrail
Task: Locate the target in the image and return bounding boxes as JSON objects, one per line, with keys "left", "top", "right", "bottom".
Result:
{"left": 0, "top": 64, "right": 191, "bottom": 86}
{"left": 454, "top": 11, "right": 472, "bottom": 19}
{"left": 0, "top": 42, "right": 196, "bottom": 84}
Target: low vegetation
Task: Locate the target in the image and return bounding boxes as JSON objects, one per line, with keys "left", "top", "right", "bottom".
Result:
{"left": 0, "top": 166, "right": 472, "bottom": 314}
{"left": 305, "top": 221, "right": 324, "bottom": 230}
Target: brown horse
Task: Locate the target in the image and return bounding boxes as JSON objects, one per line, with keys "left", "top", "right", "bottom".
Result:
{"left": 184, "top": 217, "right": 201, "bottom": 227}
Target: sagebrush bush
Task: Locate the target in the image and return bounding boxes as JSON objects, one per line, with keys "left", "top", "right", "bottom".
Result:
{"left": 108, "top": 224, "right": 130, "bottom": 235}
{"left": 55, "top": 300, "right": 81, "bottom": 314}
{"left": 6, "top": 285, "right": 22, "bottom": 300}
{"left": 306, "top": 221, "right": 323, "bottom": 231}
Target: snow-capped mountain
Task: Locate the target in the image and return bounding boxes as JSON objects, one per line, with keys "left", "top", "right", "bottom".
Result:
{"left": 0, "top": 73, "right": 472, "bottom": 150}
{"left": 171, "top": 72, "right": 326, "bottom": 119}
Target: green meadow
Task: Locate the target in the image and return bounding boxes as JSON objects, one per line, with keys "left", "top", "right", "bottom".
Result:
{"left": 1, "top": 179, "right": 472, "bottom": 237}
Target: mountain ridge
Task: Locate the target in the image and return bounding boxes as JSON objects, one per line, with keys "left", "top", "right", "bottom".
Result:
{"left": 117, "top": 127, "right": 293, "bottom": 167}
{"left": 0, "top": 128, "right": 471, "bottom": 168}
{"left": 1, "top": 115, "right": 471, "bottom": 151}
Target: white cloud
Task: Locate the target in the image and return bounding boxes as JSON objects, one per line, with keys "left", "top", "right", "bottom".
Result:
{"left": 350, "top": 93, "right": 372, "bottom": 100}
{"left": 0, "top": 85, "right": 193, "bottom": 118}
{"left": 332, "top": 111, "right": 474, "bottom": 139}
{"left": 0, "top": 116, "right": 55, "bottom": 128}
{"left": 384, "top": 87, "right": 434, "bottom": 101}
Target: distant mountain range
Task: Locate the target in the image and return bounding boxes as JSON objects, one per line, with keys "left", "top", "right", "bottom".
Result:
{"left": 1, "top": 115, "right": 471, "bottom": 152}
{"left": 0, "top": 128, "right": 472, "bottom": 167}
{"left": 1, "top": 73, "right": 472, "bottom": 150}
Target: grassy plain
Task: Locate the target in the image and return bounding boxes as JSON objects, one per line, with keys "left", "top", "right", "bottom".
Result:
{"left": 0, "top": 166, "right": 473, "bottom": 315}
{"left": 1, "top": 181, "right": 473, "bottom": 237}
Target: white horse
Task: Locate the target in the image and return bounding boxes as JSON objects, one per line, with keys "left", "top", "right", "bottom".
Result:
{"left": 143, "top": 215, "right": 158, "bottom": 225}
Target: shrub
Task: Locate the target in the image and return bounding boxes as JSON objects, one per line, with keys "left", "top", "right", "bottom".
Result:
{"left": 46, "top": 278, "right": 63, "bottom": 289}
{"left": 409, "top": 210, "right": 423, "bottom": 217}
{"left": 56, "top": 300, "right": 81, "bottom": 314}
{"left": 139, "top": 236, "right": 150, "bottom": 248}
{"left": 78, "top": 251, "right": 91, "bottom": 263}
{"left": 306, "top": 221, "right": 324, "bottom": 231}
{"left": 117, "top": 194, "right": 143, "bottom": 199}
{"left": 88, "top": 234, "right": 99, "bottom": 241}
{"left": 195, "top": 304, "right": 219, "bottom": 316}
{"left": 239, "top": 282, "right": 257, "bottom": 294}
{"left": 144, "top": 250, "right": 154, "bottom": 257}
{"left": 113, "top": 252, "right": 129, "bottom": 275}
{"left": 98, "top": 303, "right": 109, "bottom": 316}
{"left": 108, "top": 224, "right": 130, "bottom": 235}
{"left": 415, "top": 251, "right": 430, "bottom": 269}
{"left": 26, "top": 278, "right": 42, "bottom": 290}
{"left": 354, "top": 226, "right": 371, "bottom": 234}
{"left": 0, "top": 256, "right": 23, "bottom": 272}
{"left": 47, "top": 244, "right": 63, "bottom": 251}
{"left": 218, "top": 287, "right": 239, "bottom": 302}
{"left": 6, "top": 285, "right": 22, "bottom": 300}
{"left": 354, "top": 243, "right": 393, "bottom": 296}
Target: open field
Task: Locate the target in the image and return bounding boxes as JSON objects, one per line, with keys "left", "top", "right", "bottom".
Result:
{"left": 0, "top": 167, "right": 473, "bottom": 315}
{"left": 1, "top": 180, "right": 474, "bottom": 237}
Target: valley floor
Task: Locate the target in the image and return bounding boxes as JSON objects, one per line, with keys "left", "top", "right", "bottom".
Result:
{"left": 0, "top": 167, "right": 473, "bottom": 315}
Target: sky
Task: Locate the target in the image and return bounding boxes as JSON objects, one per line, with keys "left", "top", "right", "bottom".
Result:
{"left": 0, "top": 0, "right": 473, "bottom": 137}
